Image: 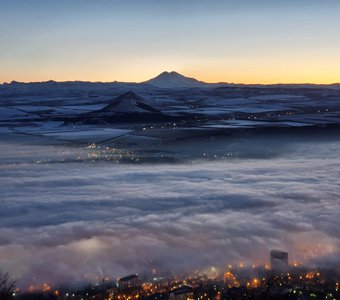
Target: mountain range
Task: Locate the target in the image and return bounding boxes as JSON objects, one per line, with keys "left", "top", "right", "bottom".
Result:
{"left": 1, "top": 71, "right": 209, "bottom": 89}
{"left": 2, "top": 72, "right": 340, "bottom": 89}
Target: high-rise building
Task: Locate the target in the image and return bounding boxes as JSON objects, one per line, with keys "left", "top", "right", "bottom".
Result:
{"left": 116, "top": 274, "right": 139, "bottom": 290}
{"left": 270, "top": 250, "right": 288, "bottom": 271}
{"left": 169, "top": 285, "right": 194, "bottom": 300}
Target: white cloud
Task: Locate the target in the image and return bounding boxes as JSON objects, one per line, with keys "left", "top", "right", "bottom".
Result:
{"left": 0, "top": 138, "right": 340, "bottom": 288}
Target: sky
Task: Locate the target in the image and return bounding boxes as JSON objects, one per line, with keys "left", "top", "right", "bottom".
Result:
{"left": 1, "top": 0, "right": 340, "bottom": 84}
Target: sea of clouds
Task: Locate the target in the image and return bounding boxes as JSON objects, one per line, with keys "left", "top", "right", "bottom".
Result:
{"left": 0, "top": 136, "right": 340, "bottom": 288}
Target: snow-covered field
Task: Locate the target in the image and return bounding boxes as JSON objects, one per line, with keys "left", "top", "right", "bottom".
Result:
{"left": 1, "top": 81, "right": 340, "bottom": 145}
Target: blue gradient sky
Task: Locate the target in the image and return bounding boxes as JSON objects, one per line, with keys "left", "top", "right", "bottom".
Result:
{"left": 1, "top": 0, "right": 340, "bottom": 83}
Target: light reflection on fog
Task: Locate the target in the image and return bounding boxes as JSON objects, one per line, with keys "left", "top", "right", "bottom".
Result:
{"left": 0, "top": 133, "right": 340, "bottom": 288}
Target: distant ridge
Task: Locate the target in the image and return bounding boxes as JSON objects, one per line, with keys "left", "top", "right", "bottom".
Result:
{"left": 144, "top": 71, "right": 206, "bottom": 88}
{"left": 2, "top": 73, "right": 339, "bottom": 88}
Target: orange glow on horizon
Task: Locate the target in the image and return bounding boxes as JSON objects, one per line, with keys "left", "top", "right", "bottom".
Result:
{"left": 1, "top": 68, "right": 339, "bottom": 85}
{"left": 1, "top": 57, "right": 340, "bottom": 85}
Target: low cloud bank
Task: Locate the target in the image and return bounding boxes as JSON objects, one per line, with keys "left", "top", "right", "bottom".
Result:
{"left": 0, "top": 139, "right": 340, "bottom": 288}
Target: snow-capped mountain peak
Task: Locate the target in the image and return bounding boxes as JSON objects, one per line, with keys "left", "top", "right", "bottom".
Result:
{"left": 144, "top": 71, "right": 206, "bottom": 88}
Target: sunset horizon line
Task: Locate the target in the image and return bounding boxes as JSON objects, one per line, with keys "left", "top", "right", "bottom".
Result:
{"left": 1, "top": 70, "right": 340, "bottom": 86}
